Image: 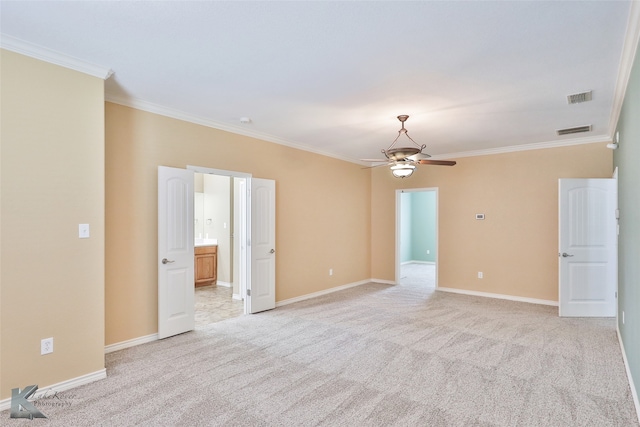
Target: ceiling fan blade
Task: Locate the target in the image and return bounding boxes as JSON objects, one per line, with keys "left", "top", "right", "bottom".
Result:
{"left": 361, "top": 163, "right": 391, "bottom": 169}
{"left": 406, "top": 152, "right": 431, "bottom": 162}
{"left": 418, "top": 159, "right": 457, "bottom": 166}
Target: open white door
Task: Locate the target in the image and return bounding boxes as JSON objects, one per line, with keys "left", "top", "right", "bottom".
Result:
{"left": 559, "top": 178, "right": 617, "bottom": 317}
{"left": 248, "top": 178, "right": 276, "bottom": 313}
{"left": 158, "top": 166, "right": 195, "bottom": 338}
{"left": 233, "top": 178, "right": 248, "bottom": 301}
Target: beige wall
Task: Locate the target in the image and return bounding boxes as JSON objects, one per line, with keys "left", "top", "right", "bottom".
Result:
{"left": 0, "top": 50, "right": 105, "bottom": 399}
{"left": 0, "top": 49, "right": 615, "bottom": 397}
{"left": 372, "top": 143, "right": 613, "bottom": 302}
{"left": 105, "top": 103, "right": 372, "bottom": 345}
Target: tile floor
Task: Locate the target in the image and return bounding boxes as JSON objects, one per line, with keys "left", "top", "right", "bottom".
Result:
{"left": 194, "top": 284, "right": 244, "bottom": 329}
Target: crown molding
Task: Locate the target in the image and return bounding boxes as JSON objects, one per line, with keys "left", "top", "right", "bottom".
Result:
{"left": 108, "top": 94, "right": 611, "bottom": 165}
{"left": 0, "top": 34, "right": 113, "bottom": 80}
{"left": 105, "top": 94, "right": 363, "bottom": 165}
{"left": 608, "top": 0, "right": 640, "bottom": 133}
{"left": 433, "top": 134, "right": 611, "bottom": 160}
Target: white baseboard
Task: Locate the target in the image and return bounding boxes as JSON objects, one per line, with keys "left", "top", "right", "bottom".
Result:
{"left": 105, "top": 333, "right": 158, "bottom": 354}
{"left": 437, "top": 287, "right": 558, "bottom": 306}
{"left": 401, "top": 260, "right": 435, "bottom": 265}
{"left": 617, "top": 326, "right": 640, "bottom": 424}
{"left": 0, "top": 368, "right": 106, "bottom": 412}
{"left": 276, "top": 279, "right": 372, "bottom": 307}
{"left": 232, "top": 293, "right": 243, "bottom": 301}
{"left": 371, "top": 278, "right": 396, "bottom": 285}
{"left": 217, "top": 281, "right": 231, "bottom": 288}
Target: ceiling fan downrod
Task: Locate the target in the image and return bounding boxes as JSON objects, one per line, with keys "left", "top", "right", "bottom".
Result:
{"left": 383, "top": 115, "right": 426, "bottom": 160}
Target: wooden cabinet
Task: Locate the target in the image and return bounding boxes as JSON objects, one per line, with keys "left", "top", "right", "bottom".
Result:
{"left": 195, "top": 245, "right": 217, "bottom": 287}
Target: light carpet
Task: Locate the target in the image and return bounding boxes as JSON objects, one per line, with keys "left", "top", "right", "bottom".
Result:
{"left": 3, "top": 281, "right": 637, "bottom": 426}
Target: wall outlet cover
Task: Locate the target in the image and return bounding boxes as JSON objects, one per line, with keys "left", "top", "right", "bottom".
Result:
{"left": 41, "top": 337, "right": 53, "bottom": 355}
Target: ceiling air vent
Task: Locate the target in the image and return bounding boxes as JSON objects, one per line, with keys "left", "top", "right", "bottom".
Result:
{"left": 556, "top": 125, "right": 592, "bottom": 136}
{"left": 567, "top": 91, "right": 592, "bottom": 104}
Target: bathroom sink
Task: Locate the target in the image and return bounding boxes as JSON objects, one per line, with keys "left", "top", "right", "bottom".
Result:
{"left": 194, "top": 238, "right": 217, "bottom": 247}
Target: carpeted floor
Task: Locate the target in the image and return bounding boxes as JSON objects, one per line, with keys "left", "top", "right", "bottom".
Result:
{"left": 399, "top": 262, "right": 435, "bottom": 287}
{"left": 4, "top": 281, "right": 638, "bottom": 426}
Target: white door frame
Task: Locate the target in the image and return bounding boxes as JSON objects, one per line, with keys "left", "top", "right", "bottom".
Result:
{"left": 233, "top": 178, "right": 248, "bottom": 301}
{"left": 188, "top": 165, "right": 251, "bottom": 315}
{"left": 395, "top": 188, "right": 439, "bottom": 286}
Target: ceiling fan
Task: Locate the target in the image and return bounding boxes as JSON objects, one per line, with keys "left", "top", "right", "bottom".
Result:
{"left": 361, "top": 115, "right": 456, "bottom": 178}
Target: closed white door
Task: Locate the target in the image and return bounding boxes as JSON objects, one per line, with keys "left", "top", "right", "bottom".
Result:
{"left": 158, "top": 166, "right": 195, "bottom": 338}
{"left": 248, "top": 178, "right": 276, "bottom": 313}
{"left": 559, "top": 178, "right": 617, "bottom": 317}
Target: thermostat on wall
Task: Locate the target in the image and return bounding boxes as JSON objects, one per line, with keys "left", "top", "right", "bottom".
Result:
{"left": 475, "top": 214, "right": 485, "bottom": 220}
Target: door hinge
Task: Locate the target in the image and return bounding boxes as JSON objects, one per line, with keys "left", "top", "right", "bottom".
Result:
{"left": 246, "top": 289, "right": 251, "bottom": 297}
{"left": 615, "top": 291, "right": 617, "bottom": 298}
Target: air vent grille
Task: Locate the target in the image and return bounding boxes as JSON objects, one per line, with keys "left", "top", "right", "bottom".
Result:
{"left": 567, "top": 91, "right": 592, "bottom": 104}
{"left": 556, "top": 125, "right": 592, "bottom": 136}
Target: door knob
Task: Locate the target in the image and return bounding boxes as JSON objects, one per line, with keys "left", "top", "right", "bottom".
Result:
{"left": 162, "top": 258, "right": 175, "bottom": 264}
{"left": 269, "top": 249, "right": 275, "bottom": 254}
{"left": 561, "top": 253, "right": 574, "bottom": 258}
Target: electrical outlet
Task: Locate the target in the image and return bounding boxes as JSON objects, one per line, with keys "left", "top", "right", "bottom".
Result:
{"left": 426, "top": 250, "right": 430, "bottom": 255}
{"left": 41, "top": 337, "right": 53, "bottom": 355}
{"left": 329, "top": 268, "right": 333, "bottom": 276}
{"left": 478, "top": 272, "right": 483, "bottom": 279}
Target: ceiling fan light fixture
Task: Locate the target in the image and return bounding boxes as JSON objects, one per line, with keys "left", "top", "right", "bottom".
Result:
{"left": 390, "top": 163, "right": 416, "bottom": 178}
{"left": 361, "top": 115, "right": 455, "bottom": 176}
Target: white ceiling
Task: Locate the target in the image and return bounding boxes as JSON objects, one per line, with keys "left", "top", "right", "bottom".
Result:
{"left": 1, "top": 1, "right": 637, "bottom": 163}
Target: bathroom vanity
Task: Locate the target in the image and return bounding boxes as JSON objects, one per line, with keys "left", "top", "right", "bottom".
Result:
{"left": 194, "top": 241, "right": 217, "bottom": 287}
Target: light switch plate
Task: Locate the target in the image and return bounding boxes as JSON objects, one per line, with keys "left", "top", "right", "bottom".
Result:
{"left": 79, "top": 224, "right": 90, "bottom": 238}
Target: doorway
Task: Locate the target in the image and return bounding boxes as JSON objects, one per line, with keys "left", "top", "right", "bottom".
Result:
{"left": 193, "top": 171, "right": 245, "bottom": 327}
{"left": 396, "top": 188, "right": 438, "bottom": 288}
{"left": 158, "top": 166, "right": 276, "bottom": 339}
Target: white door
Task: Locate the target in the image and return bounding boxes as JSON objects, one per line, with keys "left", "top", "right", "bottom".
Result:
{"left": 248, "top": 178, "right": 276, "bottom": 313}
{"left": 158, "top": 166, "right": 195, "bottom": 338}
{"left": 233, "top": 178, "right": 248, "bottom": 300}
{"left": 559, "top": 178, "right": 617, "bottom": 317}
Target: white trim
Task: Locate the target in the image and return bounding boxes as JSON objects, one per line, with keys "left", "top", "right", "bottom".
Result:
{"left": 106, "top": 96, "right": 362, "bottom": 165}
{"left": 437, "top": 287, "right": 558, "bottom": 307}
{"left": 609, "top": 0, "right": 640, "bottom": 135}
{"left": 104, "top": 333, "right": 158, "bottom": 354}
{"left": 371, "top": 278, "right": 397, "bottom": 285}
{"left": 187, "top": 165, "right": 251, "bottom": 179}
{"left": 0, "top": 34, "right": 113, "bottom": 80}
{"left": 617, "top": 326, "right": 640, "bottom": 424}
{"left": 276, "top": 280, "right": 371, "bottom": 307}
{"left": 434, "top": 135, "right": 611, "bottom": 161}
{"left": 114, "top": 91, "right": 612, "bottom": 165}
{"left": 216, "top": 281, "right": 231, "bottom": 288}
{"left": 401, "top": 260, "right": 435, "bottom": 265}
{"left": 232, "top": 293, "right": 243, "bottom": 301}
{"left": 0, "top": 368, "right": 106, "bottom": 412}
